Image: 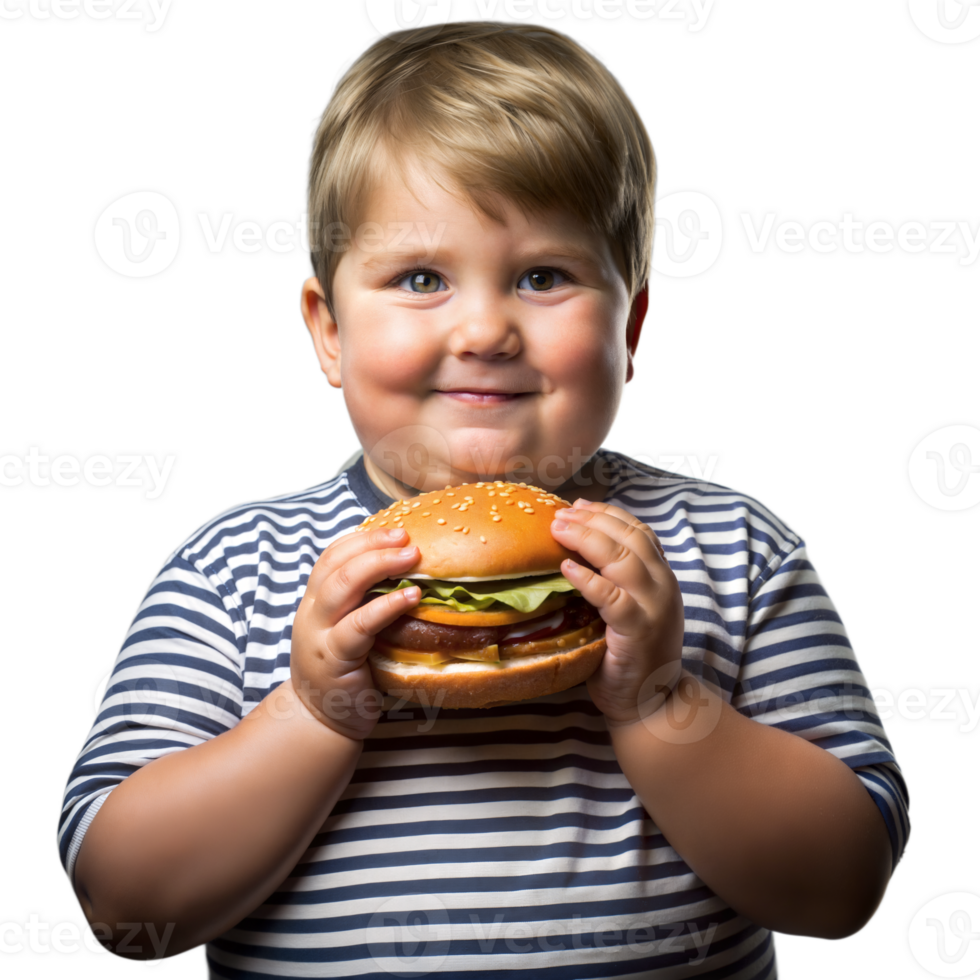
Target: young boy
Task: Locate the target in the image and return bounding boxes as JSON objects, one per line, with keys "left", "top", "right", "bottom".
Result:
{"left": 60, "top": 22, "right": 908, "bottom": 978}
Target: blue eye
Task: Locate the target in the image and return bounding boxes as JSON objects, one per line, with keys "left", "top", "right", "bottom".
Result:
{"left": 518, "top": 269, "right": 566, "bottom": 291}
{"left": 398, "top": 270, "right": 445, "bottom": 293}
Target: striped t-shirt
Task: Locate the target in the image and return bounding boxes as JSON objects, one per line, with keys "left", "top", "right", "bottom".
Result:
{"left": 59, "top": 451, "right": 910, "bottom": 978}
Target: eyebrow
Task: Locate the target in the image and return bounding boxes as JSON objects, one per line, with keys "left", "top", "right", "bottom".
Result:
{"left": 359, "top": 242, "right": 605, "bottom": 273}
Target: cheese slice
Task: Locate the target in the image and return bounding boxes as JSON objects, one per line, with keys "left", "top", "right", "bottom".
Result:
{"left": 371, "top": 639, "right": 453, "bottom": 666}
{"left": 405, "top": 594, "right": 566, "bottom": 627}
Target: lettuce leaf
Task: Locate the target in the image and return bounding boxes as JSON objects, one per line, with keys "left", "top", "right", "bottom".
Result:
{"left": 371, "top": 574, "right": 579, "bottom": 613}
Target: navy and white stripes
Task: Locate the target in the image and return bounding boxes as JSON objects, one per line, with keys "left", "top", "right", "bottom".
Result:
{"left": 59, "top": 451, "right": 908, "bottom": 978}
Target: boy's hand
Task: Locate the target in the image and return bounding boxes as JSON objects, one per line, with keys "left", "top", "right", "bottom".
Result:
{"left": 290, "top": 527, "right": 421, "bottom": 740}
{"left": 550, "top": 501, "right": 684, "bottom": 726}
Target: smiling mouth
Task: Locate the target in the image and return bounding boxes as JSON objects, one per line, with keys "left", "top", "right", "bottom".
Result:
{"left": 437, "top": 389, "right": 533, "bottom": 404}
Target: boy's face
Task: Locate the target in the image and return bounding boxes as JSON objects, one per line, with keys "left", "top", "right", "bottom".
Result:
{"left": 302, "top": 166, "right": 644, "bottom": 498}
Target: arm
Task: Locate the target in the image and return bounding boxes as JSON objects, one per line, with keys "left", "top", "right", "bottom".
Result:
{"left": 608, "top": 676, "right": 892, "bottom": 938}
{"left": 73, "top": 525, "right": 422, "bottom": 959}
{"left": 551, "top": 501, "right": 894, "bottom": 939}
{"left": 74, "top": 680, "right": 361, "bottom": 957}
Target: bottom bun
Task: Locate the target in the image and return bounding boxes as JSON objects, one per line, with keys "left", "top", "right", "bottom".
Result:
{"left": 369, "top": 635, "right": 607, "bottom": 710}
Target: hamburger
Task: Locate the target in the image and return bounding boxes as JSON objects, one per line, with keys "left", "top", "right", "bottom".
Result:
{"left": 355, "top": 480, "right": 606, "bottom": 709}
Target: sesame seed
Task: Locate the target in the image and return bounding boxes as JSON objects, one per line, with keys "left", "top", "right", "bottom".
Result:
{"left": 491, "top": 504, "right": 498, "bottom": 511}
{"left": 492, "top": 515, "right": 502, "bottom": 522}
{"left": 480, "top": 535, "right": 487, "bottom": 543}
{"left": 545, "top": 500, "right": 555, "bottom": 506}
{"left": 401, "top": 500, "right": 409, "bottom": 505}
{"left": 462, "top": 527, "right": 469, "bottom": 533}
{"left": 519, "top": 482, "right": 527, "bottom": 487}
{"left": 499, "top": 492, "right": 510, "bottom": 497}
{"left": 451, "top": 502, "right": 460, "bottom": 509}
{"left": 517, "top": 501, "right": 525, "bottom": 508}
{"left": 433, "top": 498, "right": 441, "bottom": 504}
{"left": 437, "top": 518, "right": 446, "bottom": 525}
{"left": 412, "top": 502, "right": 421, "bottom": 508}
{"left": 488, "top": 491, "right": 495, "bottom": 497}
{"left": 379, "top": 521, "right": 388, "bottom": 526}
{"left": 395, "top": 522, "right": 404, "bottom": 528}
{"left": 445, "top": 485, "right": 452, "bottom": 490}
{"left": 506, "top": 500, "right": 514, "bottom": 505}
{"left": 446, "top": 492, "right": 455, "bottom": 497}
{"left": 459, "top": 505, "right": 468, "bottom": 512}
{"left": 454, "top": 525, "right": 463, "bottom": 531}
{"left": 421, "top": 512, "right": 430, "bottom": 517}
{"left": 368, "top": 516, "right": 376, "bottom": 522}
{"left": 464, "top": 496, "right": 473, "bottom": 501}
{"left": 476, "top": 482, "right": 485, "bottom": 487}
{"left": 525, "top": 508, "right": 535, "bottom": 514}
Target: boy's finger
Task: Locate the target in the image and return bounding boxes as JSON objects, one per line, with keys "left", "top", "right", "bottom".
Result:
{"left": 552, "top": 509, "right": 663, "bottom": 582}
{"left": 326, "top": 588, "right": 421, "bottom": 668}
{"left": 306, "top": 526, "right": 411, "bottom": 592}
{"left": 559, "top": 559, "right": 651, "bottom": 638}
{"left": 311, "top": 544, "right": 420, "bottom": 626}
{"left": 561, "top": 502, "right": 665, "bottom": 561}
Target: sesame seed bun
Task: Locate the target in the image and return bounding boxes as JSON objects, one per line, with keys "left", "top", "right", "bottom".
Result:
{"left": 357, "top": 481, "right": 606, "bottom": 708}
{"left": 355, "top": 480, "right": 577, "bottom": 581}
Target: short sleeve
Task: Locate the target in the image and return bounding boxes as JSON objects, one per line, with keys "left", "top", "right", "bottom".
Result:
{"left": 732, "top": 541, "right": 910, "bottom": 868}
{"left": 58, "top": 553, "right": 245, "bottom": 880}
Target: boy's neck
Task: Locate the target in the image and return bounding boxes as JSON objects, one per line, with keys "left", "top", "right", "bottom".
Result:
{"left": 361, "top": 453, "right": 610, "bottom": 505}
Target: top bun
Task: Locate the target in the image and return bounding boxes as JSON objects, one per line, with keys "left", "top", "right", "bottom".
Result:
{"left": 355, "top": 481, "right": 576, "bottom": 581}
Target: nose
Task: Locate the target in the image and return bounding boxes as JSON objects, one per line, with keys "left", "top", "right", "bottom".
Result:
{"left": 447, "top": 298, "right": 522, "bottom": 361}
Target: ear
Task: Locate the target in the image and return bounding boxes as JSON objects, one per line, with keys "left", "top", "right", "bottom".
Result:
{"left": 301, "top": 276, "right": 342, "bottom": 388}
{"left": 625, "top": 283, "right": 648, "bottom": 384}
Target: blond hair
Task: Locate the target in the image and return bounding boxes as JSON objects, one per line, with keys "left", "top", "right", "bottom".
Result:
{"left": 308, "top": 22, "right": 655, "bottom": 314}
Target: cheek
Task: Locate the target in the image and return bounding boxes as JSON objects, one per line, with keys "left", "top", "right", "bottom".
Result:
{"left": 538, "top": 303, "right": 627, "bottom": 388}
{"left": 339, "top": 306, "right": 438, "bottom": 393}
